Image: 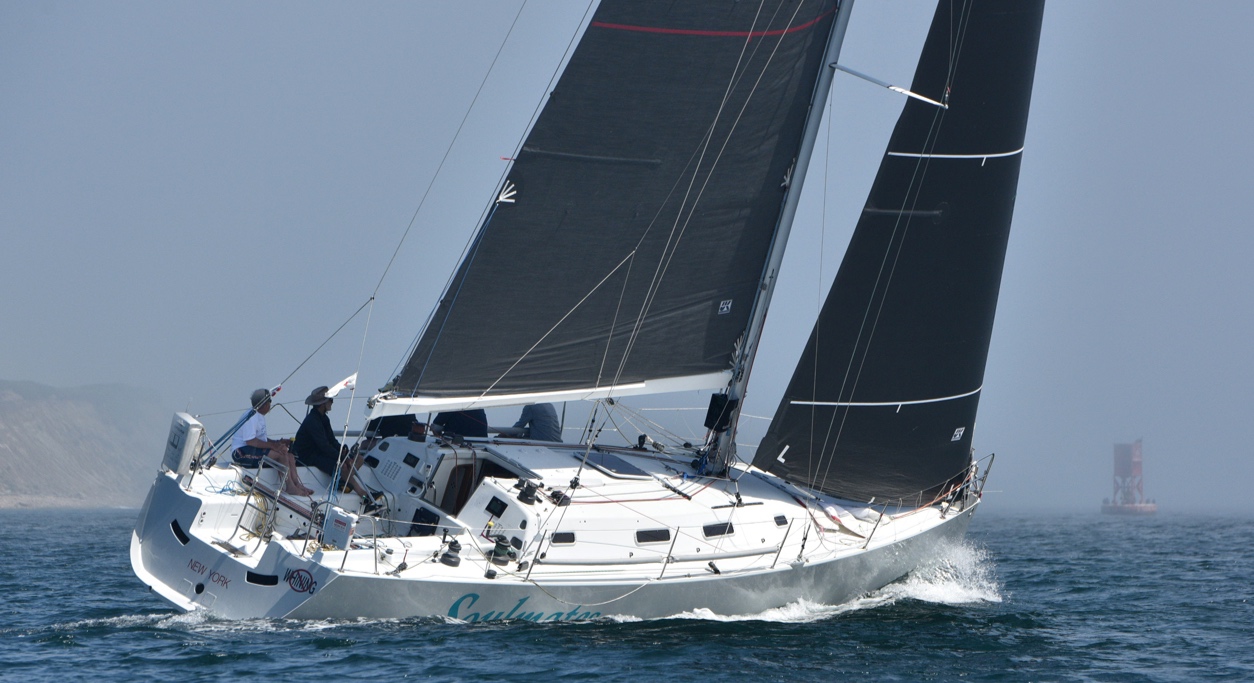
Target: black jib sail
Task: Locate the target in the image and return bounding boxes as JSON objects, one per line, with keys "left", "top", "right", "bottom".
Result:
{"left": 753, "top": 1, "right": 1045, "bottom": 503}
{"left": 394, "top": 1, "right": 840, "bottom": 409}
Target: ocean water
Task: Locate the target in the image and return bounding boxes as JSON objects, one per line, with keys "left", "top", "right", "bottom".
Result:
{"left": 1, "top": 508, "right": 1250, "bottom": 682}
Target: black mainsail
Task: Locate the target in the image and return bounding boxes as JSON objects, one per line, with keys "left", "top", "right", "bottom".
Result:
{"left": 753, "top": 1, "right": 1045, "bottom": 503}
{"left": 392, "top": 1, "right": 841, "bottom": 411}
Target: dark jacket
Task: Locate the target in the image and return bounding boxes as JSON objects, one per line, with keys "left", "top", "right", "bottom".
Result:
{"left": 294, "top": 408, "right": 342, "bottom": 476}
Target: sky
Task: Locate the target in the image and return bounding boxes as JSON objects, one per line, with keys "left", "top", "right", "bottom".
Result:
{"left": 2, "top": 1, "right": 1251, "bottom": 514}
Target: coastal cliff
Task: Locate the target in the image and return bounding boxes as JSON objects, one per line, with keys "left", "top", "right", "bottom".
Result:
{"left": 0, "top": 381, "right": 168, "bottom": 508}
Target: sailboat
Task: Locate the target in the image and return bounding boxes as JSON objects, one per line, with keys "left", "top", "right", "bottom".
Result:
{"left": 131, "top": 0, "right": 1044, "bottom": 621}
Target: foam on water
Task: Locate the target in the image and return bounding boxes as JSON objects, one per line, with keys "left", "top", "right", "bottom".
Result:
{"left": 661, "top": 595, "right": 897, "bottom": 624}
{"left": 650, "top": 538, "right": 1000, "bottom": 623}
{"left": 876, "top": 539, "right": 1003, "bottom": 606}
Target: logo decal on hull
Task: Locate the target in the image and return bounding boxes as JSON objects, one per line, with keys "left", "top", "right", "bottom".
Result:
{"left": 284, "top": 568, "right": 317, "bottom": 594}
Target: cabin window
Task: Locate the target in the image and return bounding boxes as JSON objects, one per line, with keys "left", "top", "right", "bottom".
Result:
{"left": 246, "top": 571, "right": 279, "bottom": 586}
{"left": 774, "top": 515, "right": 788, "bottom": 526}
{"left": 403, "top": 453, "right": 419, "bottom": 467}
{"left": 170, "top": 519, "right": 190, "bottom": 545}
{"left": 703, "top": 522, "right": 734, "bottom": 538}
{"left": 636, "top": 528, "right": 671, "bottom": 544}
{"left": 552, "top": 532, "right": 575, "bottom": 544}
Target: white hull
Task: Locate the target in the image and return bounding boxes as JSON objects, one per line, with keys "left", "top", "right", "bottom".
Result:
{"left": 131, "top": 434, "right": 980, "bottom": 621}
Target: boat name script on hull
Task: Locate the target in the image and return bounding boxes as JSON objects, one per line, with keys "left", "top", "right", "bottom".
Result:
{"left": 448, "top": 593, "right": 601, "bottom": 622}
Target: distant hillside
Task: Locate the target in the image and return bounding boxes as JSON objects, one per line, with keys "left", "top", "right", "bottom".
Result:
{"left": 0, "top": 381, "right": 170, "bottom": 508}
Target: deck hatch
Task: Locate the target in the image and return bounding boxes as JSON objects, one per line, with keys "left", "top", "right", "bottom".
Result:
{"left": 575, "top": 451, "right": 651, "bottom": 479}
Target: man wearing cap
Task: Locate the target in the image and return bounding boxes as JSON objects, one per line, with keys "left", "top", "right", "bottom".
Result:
{"left": 294, "top": 386, "right": 372, "bottom": 501}
{"left": 231, "top": 388, "right": 314, "bottom": 496}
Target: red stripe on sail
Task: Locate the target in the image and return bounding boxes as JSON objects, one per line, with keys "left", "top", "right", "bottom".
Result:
{"left": 591, "top": 11, "right": 831, "bottom": 38}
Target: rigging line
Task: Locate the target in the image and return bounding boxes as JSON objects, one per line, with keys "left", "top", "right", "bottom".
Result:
{"left": 599, "top": 0, "right": 772, "bottom": 391}
{"left": 591, "top": 112, "right": 737, "bottom": 390}
{"left": 612, "top": 0, "right": 809, "bottom": 399}
{"left": 338, "top": 295, "right": 377, "bottom": 450}
{"left": 606, "top": 400, "right": 695, "bottom": 451}
{"left": 803, "top": 61, "right": 839, "bottom": 469}
{"left": 391, "top": 179, "right": 512, "bottom": 389}
{"left": 500, "top": 1, "right": 624, "bottom": 396}
{"left": 814, "top": 4, "right": 976, "bottom": 483}
{"left": 386, "top": 5, "right": 541, "bottom": 389}
{"left": 809, "top": 3, "right": 969, "bottom": 485}
{"left": 506, "top": 0, "right": 599, "bottom": 162}
{"left": 278, "top": 297, "right": 373, "bottom": 390}
{"left": 393, "top": 1, "right": 594, "bottom": 391}
{"left": 815, "top": 108, "right": 946, "bottom": 489}
{"left": 410, "top": 203, "right": 502, "bottom": 393}
{"left": 371, "top": 1, "right": 532, "bottom": 300}
{"left": 605, "top": 0, "right": 775, "bottom": 387}
{"left": 590, "top": 98, "right": 744, "bottom": 390}
{"left": 613, "top": 403, "right": 697, "bottom": 447}
{"left": 520, "top": 573, "right": 652, "bottom": 608}
{"left": 402, "top": 0, "right": 598, "bottom": 394}
{"left": 588, "top": 3, "right": 767, "bottom": 390}
{"left": 629, "top": 0, "right": 803, "bottom": 351}
{"left": 591, "top": 113, "right": 741, "bottom": 391}
{"left": 713, "top": 0, "right": 840, "bottom": 457}
{"left": 276, "top": 401, "right": 303, "bottom": 428}
{"left": 609, "top": 1, "right": 808, "bottom": 390}
{"left": 612, "top": 11, "right": 785, "bottom": 379}
{"left": 470, "top": 251, "right": 638, "bottom": 402}
{"left": 592, "top": 251, "right": 636, "bottom": 390}
{"left": 814, "top": 6, "right": 974, "bottom": 490}
{"left": 602, "top": 408, "right": 633, "bottom": 448}
{"left": 810, "top": 105, "right": 950, "bottom": 482}
{"left": 946, "top": 0, "right": 975, "bottom": 100}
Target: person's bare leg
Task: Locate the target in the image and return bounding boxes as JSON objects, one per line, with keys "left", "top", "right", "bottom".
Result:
{"left": 276, "top": 450, "right": 314, "bottom": 496}
{"left": 344, "top": 470, "right": 369, "bottom": 497}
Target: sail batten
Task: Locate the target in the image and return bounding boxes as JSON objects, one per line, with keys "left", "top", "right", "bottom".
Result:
{"left": 792, "top": 385, "right": 982, "bottom": 408}
{"left": 886, "top": 148, "right": 1024, "bottom": 159}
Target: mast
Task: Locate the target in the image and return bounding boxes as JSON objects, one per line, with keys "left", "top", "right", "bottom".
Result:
{"left": 711, "top": 0, "right": 856, "bottom": 471}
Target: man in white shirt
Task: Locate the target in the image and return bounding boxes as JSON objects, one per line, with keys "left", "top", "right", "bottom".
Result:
{"left": 231, "top": 388, "right": 314, "bottom": 496}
